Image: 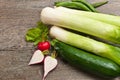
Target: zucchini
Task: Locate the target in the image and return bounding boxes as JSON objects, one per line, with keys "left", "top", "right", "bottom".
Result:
{"left": 55, "top": 41, "right": 120, "bottom": 78}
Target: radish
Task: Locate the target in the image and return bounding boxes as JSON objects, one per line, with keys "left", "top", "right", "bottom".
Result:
{"left": 43, "top": 56, "right": 58, "bottom": 80}
{"left": 28, "top": 50, "right": 44, "bottom": 65}
{"left": 37, "top": 41, "right": 50, "bottom": 51}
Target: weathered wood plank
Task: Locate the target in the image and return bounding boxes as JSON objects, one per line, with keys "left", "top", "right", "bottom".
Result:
{"left": 0, "top": 9, "right": 40, "bottom": 50}
{"left": 0, "top": 50, "right": 107, "bottom": 80}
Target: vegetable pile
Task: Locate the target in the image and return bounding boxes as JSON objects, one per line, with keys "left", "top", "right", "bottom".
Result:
{"left": 25, "top": 0, "right": 120, "bottom": 79}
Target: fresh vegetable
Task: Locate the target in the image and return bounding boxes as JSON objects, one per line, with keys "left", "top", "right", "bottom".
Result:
{"left": 55, "top": 0, "right": 108, "bottom": 10}
{"left": 54, "top": 41, "right": 120, "bottom": 78}
{"left": 37, "top": 41, "right": 50, "bottom": 51}
{"left": 25, "top": 21, "right": 49, "bottom": 45}
{"left": 28, "top": 50, "right": 44, "bottom": 65}
{"left": 92, "top": 0, "right": 108, "bottom": 8}
{"left": 50, "top": 26, "right": 120, "bottom": 65}
{"left": 55, "top": 7, "right": 120, "bottom": 28}
{"left": 43, "top": 56, "right": 57, "bottom": 80}
{"left": 41, "top": 7, "right": 120, "bottom": 44}
{"left": 55, "top": 2, "right": 92, "bottom": 11}
{"left": 25, "top": 0, "right": 120, "bottom": 79}
{"left": 71, "top": 0, "right": 97, "bottom": 12}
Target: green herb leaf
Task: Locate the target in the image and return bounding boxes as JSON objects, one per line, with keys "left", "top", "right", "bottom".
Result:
{"left": 50, "top": 39, "right": 58, "bottom": 46}
{"left": 25, "top": 21, "right": 49, "bottom": 45}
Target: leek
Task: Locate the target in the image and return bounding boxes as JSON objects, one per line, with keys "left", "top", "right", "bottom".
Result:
{"left": 41, "top": 7, "right": 120, "bottom": 44}
{"left": 55, "top": 7, "right": 120, "bottom": 27}
{"left": 50, "top": 26, "right": 120, "bottom": 65}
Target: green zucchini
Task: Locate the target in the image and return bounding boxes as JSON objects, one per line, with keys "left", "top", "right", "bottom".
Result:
{"left": 55, "top": 41, "right": 120, "bottom": 78}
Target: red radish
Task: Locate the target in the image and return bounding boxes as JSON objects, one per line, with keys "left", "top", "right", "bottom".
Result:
{"left": 43, "top": 56, "right": 58, "bottom": 80}
{"left": 37, "top": 41, "right": 50, "bottom": 51}
{"left": 28, "top": 50, "right": 44, "bottom": 65}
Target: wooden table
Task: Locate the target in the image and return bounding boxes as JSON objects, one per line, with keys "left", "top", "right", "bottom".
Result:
{"left": 0, "top": 0, "right": 120, "bottom": 80}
